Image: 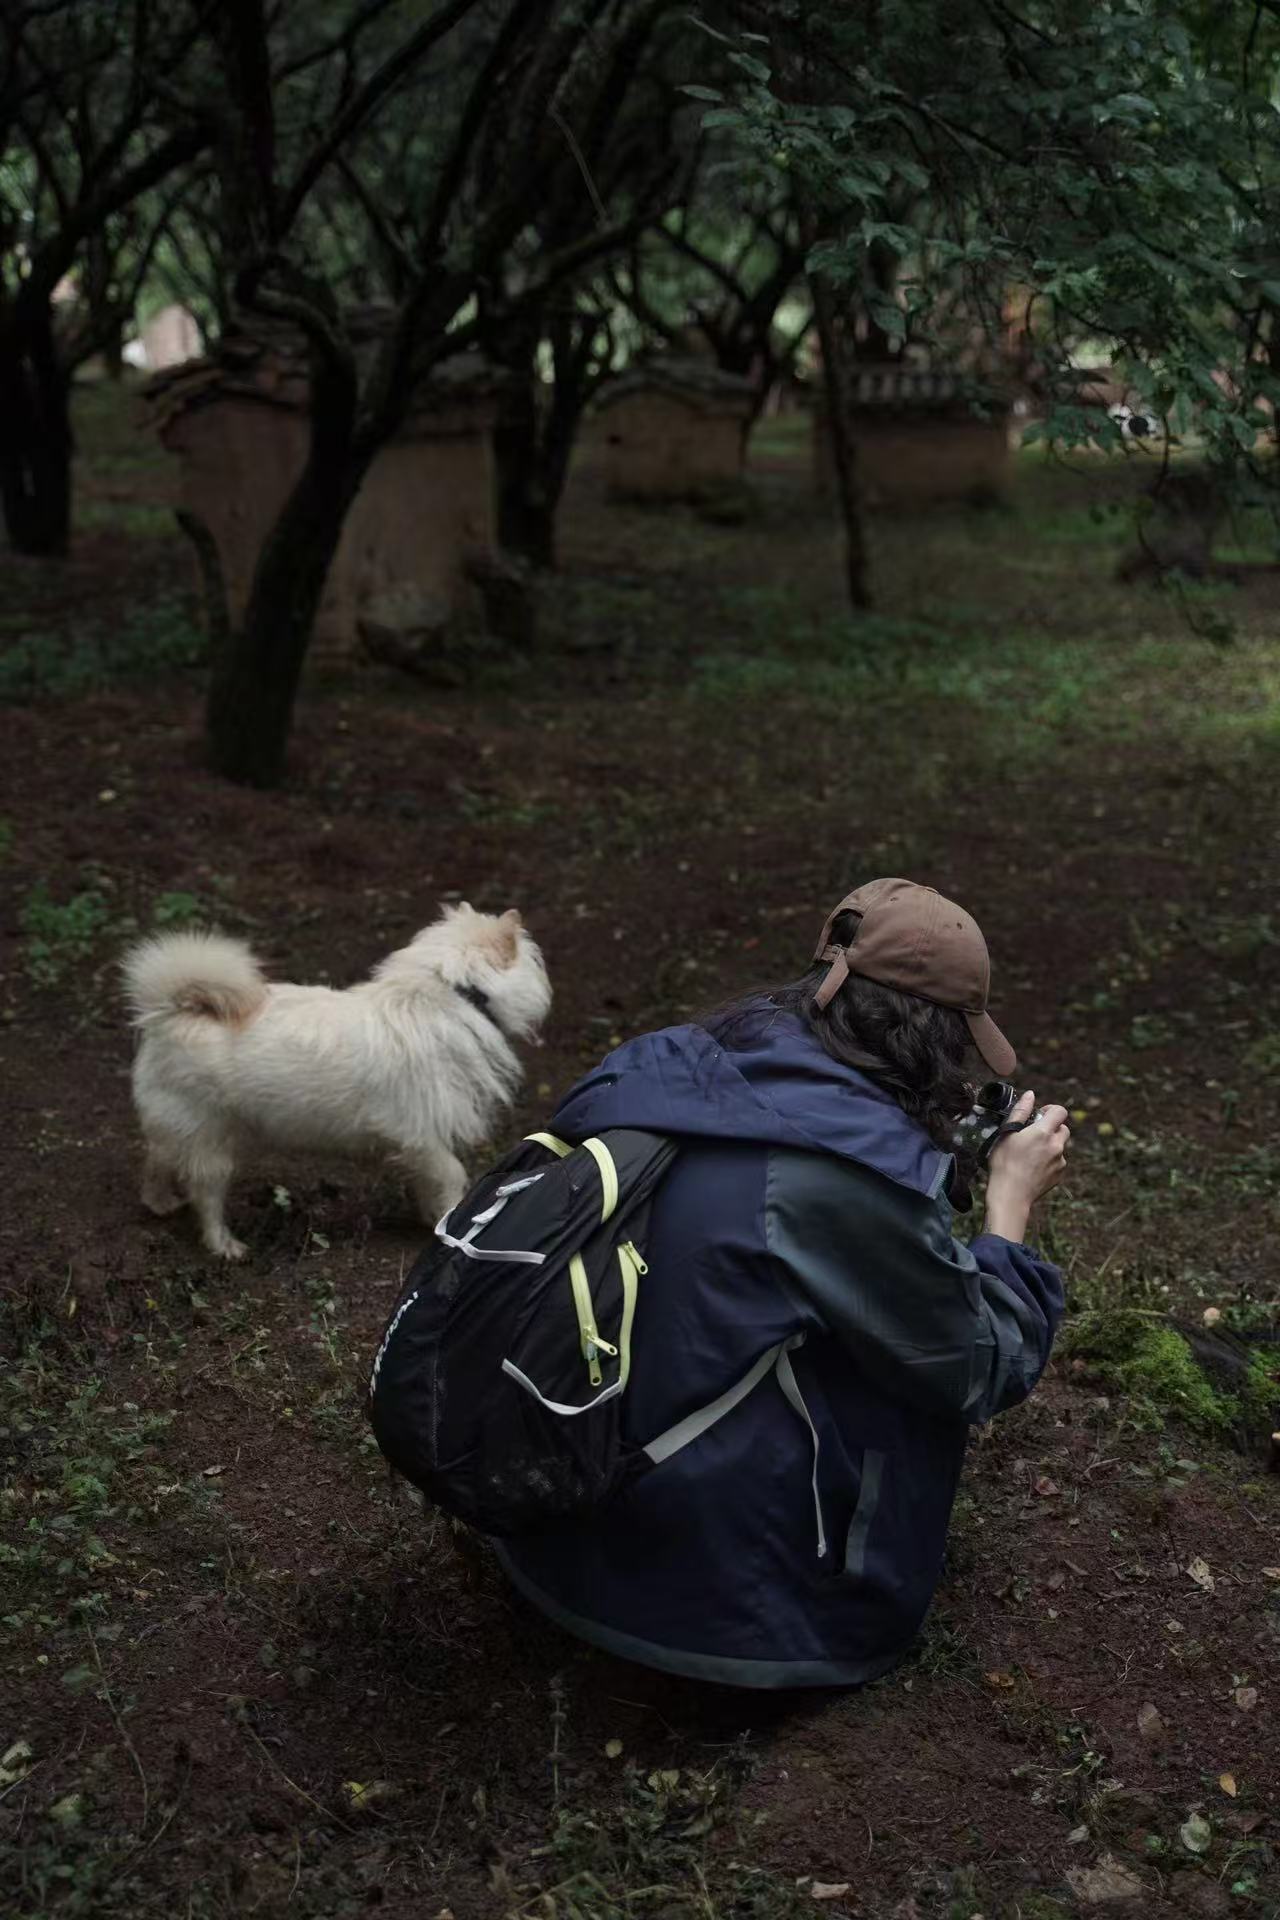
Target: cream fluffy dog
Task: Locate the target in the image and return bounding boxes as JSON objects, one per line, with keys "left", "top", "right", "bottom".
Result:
{"left": 122, "top": 905, "right": 551, "bottom": 1260}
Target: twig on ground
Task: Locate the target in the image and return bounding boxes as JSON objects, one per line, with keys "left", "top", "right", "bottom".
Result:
{"left": 239, "top": 1719, "right": 352, "bottom": 1832}
{"left": 88, "top": 1623, "right": 149, "bottom": 1832}
{"left": 548, "top": 1672, "right": 567, "bottom": 1804}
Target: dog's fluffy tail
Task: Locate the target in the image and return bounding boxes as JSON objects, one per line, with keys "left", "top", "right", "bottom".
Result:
{"left": 122, "top": 931, "right": 267, "bottom": 1025}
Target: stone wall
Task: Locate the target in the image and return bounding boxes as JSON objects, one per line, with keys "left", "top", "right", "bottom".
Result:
{"left": 813, "top": 407, "right": 1011, "bottom": 509}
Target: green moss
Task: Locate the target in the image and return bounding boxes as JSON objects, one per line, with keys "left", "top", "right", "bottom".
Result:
{"left": 1064, "top": 1316, "right": 1255, "bottom": 1434}
{"left": 1239, "top": 1346, "right": 1280, "bottom": 1431}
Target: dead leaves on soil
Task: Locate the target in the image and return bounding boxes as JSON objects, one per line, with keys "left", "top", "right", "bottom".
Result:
{"left": 1136, "top": 1701, "right": 1169, "bottom": 1746}
{"left": 1066, "top": 1854, "right": 1145, "bottom": 1904}
{"left": 1179, "top": 1811, "right": 1212, "bottom": 1854}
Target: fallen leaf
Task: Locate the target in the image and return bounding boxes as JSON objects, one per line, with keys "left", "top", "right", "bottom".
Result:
{"left": 1224, "top": 1811, "right": 1264, "bottom": 1835}
{"left": 202, "top": 1464, "right": 225, "bottom": 1478}
{"left": 343, "top": 1779, "right": 399, "bottom": 1815}
{"left": 1068, "top": 1823, "right": 1090, "bottom": 1844}
{"left": 810, "top": 1886, "right": 851, "bottom": 1903}
{"left": 1136, "top": 1702, "right": 1168, "bottom": 1745}
{"left": 1066, "top": 1854, "right": 1145, "bottom": 1904}
{"left": 983, "top": 1670, "right": 1016, "bottom": 1690}
{"left": 1186, "top": 1556, "right": 1215, "bottom": 1592}
{"left": 49, "top": 1792, "right": 83, "bottom": 1828}
{"left": 1234, "top": 1686, "right": 1258, "bottom": 1712}
{"left": 604, "top": 1739, "right": 623, "bottom": 1759}
{"left": 1202, "top": 1307, "right": 1222, "bottom": 1326}
{"left": 1179, "top": 1812, "right": 1211, "bottom": 1854}
{"left": 1262, "top": 1568, "right": 1280, "bottom": 1581}
{"left": 1045, "top": 1569, "right": 1067, "bottom": 1591}
{"left": 0, "top": 1741, "right": 33, "bottom": 1786}
{"left": 1033, "top": 1476, "right": 1059, "bottom": 1497}
{"left": 1219, "top": 1773, "right": 1237, "bottom": 1797}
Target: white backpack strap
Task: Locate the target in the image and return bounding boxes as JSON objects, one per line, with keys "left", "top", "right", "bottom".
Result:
{"left": 642, "top": 1333, "right": 828, "bottom": 1558}
{"left": 774, "top": 1337, "right": 828, "bottom": 1558}
{"left": 434, "top": 1192, "right": 547, "bottom": 1265}
{"left": 642, "top": 1339, "right": 786, "bottom": 1465}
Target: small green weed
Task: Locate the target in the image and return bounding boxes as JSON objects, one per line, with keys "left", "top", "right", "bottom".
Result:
{"left": 1242, "top": 1028, "right": 1280, "bottom": 1078}
{"left": 18, "top": 884, "right": 221, "bottom": 988}
{"left": 454, "top": 786, "right": 558, "bottom": 829}
{"left": 529, "top": 1761, "right": 810, "bottom": 1919}
{"left": 151, "top": 890, "right": 205, "bottom": 928}
{"left": 19, "top": 886, "right": 112, "bottom": 987}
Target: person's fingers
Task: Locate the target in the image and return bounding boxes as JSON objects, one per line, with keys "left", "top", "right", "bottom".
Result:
{"left": 1037, "top": 1103, "right": 1069, "bottom": 1131}
{"left": 1011, "top": 1089, "right": 1036, "bottom": 1121}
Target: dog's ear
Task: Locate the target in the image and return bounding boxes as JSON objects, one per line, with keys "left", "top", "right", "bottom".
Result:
{"left": 492, "top": 912, "right": 521, "bottom": 967}
{"left": 499, "top": 907, "right": 523, "bottom": 929}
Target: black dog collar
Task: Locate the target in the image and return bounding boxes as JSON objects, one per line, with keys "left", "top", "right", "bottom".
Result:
{"left": 454, "top": 982, "right": 506, "bottom": 1036}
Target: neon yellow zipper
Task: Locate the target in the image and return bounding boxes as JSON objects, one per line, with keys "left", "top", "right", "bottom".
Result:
{"left": 615, "top": 1242, "right": 647, "bottom": 1388}
{"left": 568, "top": 1251, "right": 617, "bottom": 1387}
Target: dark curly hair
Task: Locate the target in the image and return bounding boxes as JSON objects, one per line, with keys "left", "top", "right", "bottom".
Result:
{"left": 702, "top": 909, "right": 977, "bottom": 1167}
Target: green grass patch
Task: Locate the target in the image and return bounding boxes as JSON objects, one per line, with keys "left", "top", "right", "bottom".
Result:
{"left": 18, "top": 881, "right": 224, "bottom": 987}
{"left": 19, "top": 886, "right": 113, "bottom": 988}
{"left": 0, "top": 598, "right": 204, "bottom": 704}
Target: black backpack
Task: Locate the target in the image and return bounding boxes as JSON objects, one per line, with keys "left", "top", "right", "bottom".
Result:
{"left": 367, "top": 1126, "right": 681, "bottom": 1535}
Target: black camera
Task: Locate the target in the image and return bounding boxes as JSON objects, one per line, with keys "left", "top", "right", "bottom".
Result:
{"left": 953, "top": 1080, "right": 1028, "bottom": 1165}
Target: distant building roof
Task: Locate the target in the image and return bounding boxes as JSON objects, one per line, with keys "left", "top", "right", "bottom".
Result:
{"left": 595, "top": 355, "right": 755, "bottom": 416}
{"left": 144, "top": 310, "right": 509, "bottom": 437}
{"left": 842, "top": 363, "right": 1012, "bottom": 416}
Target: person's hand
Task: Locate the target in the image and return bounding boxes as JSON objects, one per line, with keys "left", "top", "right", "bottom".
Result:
{"left": 983, "top": 1091, "right": 1070, "bottom": 1244}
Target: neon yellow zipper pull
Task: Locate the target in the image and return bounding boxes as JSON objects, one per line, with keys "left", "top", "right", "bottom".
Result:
{"left": 622, "top": 1241, "right": 648, "bottom": 1275}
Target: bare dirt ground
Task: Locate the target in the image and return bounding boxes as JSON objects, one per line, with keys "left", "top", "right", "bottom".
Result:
{"left": 2, "top": 387, "right": 1279, "bottom": 1918}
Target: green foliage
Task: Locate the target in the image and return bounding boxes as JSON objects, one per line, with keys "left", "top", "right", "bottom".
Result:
{"left": 19, "top": 887, "right": 112, "bottom": 988}
{"left": 0, "top": 600, "right": 205, "bottom": 704}
{"left": 151, "top": 891, "right": 204, "bottom": 929}
{"left": 701, "top": 4, "right": 1280, "bottom": 497}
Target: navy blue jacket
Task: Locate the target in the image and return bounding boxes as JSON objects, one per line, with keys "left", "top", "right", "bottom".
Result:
{"left": 498, "top": 1006, "right": 1063, "bottom": 1689}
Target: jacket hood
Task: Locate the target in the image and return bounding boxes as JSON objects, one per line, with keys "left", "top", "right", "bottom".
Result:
{"left": 552, "top": 1005, "right": 950, "bottom": 1197}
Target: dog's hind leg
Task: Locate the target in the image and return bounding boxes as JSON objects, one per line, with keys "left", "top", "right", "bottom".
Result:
{"left": 184, "top": 1134, "right": 247, "bottom": 1261}
{"left": 140, "top": 1142, "right": 186, "bottom": 1217}
{"left": 408, "top": 1142, "right": 467, "bottom": 1224}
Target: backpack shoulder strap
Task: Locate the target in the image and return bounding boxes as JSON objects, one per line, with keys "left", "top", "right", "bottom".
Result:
{"left": 524, "top": 1130, "right": 573, "bottom": 1158}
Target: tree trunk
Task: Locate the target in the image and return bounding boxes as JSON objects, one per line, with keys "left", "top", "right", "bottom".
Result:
{"left": 488, "top": 306, "right": 560, "bottom": 570}
{"left": 204, "top": 343, "right": 361, "bottom": 787}
{"left": 102, "top": 325, "right": 126, "bottom": 381}
{"left": 0, "top": 300, "right": 73, "bottom": 557}
{"left": 494, "top": 396, "right": 558, "bottom": 571}
{"left": 809, "top": 271, "right": 871, "bottom": 612}
{"left": 204, "top": 461, "right": 361, "bottom": 786}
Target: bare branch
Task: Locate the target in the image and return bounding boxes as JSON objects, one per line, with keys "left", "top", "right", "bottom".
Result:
{"left": 279, "top": 0, "right": 485, "bottom": 235}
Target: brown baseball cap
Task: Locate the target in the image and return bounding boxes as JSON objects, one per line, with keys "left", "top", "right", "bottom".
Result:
{"left": 812, "top": 877, "right": 1016, "bottom": 1077}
